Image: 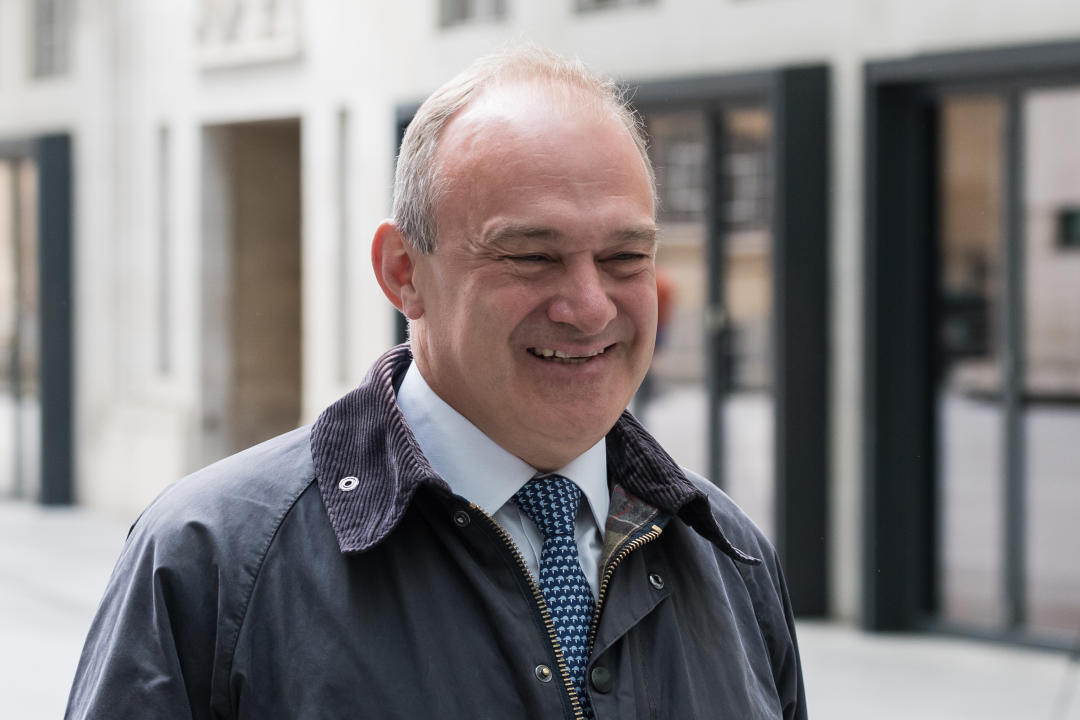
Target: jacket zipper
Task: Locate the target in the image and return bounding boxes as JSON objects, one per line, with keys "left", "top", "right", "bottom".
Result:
{"left": 587, "top": 523, "right": 664, "bottom": 651}
{"left": 470, "top": 503, "right": 589, "bottom": 720}
{"left": 470, "top": 504, "right": 664, "bottom": 720}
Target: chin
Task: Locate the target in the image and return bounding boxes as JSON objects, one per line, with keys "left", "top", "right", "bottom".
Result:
{"left": 547, "top": 404, "right": 624, "bottom": 442}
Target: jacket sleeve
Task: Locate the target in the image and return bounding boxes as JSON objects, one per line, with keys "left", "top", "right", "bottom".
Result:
{"left": 684, "top": 470, "right": 809, "bottom": 719}
{"left": 65, "top": 501, "right": 226, "bottom": 720}
{"left": 768, "top": 552, "right": 808, "bottom": 720}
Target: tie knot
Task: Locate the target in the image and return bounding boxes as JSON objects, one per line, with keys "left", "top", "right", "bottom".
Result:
{"left": 512, "top": 474, "right": 581, "bottom": 540}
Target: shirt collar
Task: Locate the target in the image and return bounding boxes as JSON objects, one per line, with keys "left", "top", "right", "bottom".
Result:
{"left": 397, "top": 361, "right": 609, "bottom": 533}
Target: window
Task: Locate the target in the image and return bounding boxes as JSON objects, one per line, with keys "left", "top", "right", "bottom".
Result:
{"left": 31, "top": 0, "right": 72, "bottom": 78}
{"left": 198, "top": 0, "right": 303, "bottom": 68}
{"left": 1057, "top": 208, "right": 1080, "bottom": 250}
{"left": 721, "top": 109, "right": 771, "bottom": 235}
{"left": 439, "top": 0, "right": 505, "bottom": 27}
{"left": 576, "top": 0, "right": 655, "bottom": 11}
{"left": 651, "top": 112, "right": 708, "bottom": 223}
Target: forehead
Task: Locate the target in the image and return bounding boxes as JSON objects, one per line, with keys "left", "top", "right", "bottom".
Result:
{"left": 434, "top": 82, "right": 654, "bottom": 213}
{"left": 453, "top": 79, "right": 612, "bottom": 132}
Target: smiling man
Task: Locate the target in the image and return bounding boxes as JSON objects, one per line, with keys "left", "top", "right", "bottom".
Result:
{"left": 376, "top": 76, "right": 658, "bottom": 473}
{"left": 67, "top": 48, "right": 807, "bottom": 720}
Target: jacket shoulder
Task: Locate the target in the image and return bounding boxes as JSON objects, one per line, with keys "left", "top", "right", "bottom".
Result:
{"left": 67, "top": 427, "right": 319, "bottom": 720}
{"left": 680, "top": 467, "right": 776, "bottom": 560}
{"left": 119, "top": 424, "right": 321, "bottom": 662}
{"left": 135, "top": 425, "right": 317, "bottom": 542}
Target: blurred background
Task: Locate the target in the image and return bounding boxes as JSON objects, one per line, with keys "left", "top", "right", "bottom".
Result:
{"left": 1, "top": 0, "right": 1079, "bottom": 717}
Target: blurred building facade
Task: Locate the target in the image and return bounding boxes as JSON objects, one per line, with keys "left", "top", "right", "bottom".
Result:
{"left": 1, "top": 0, "right": 1078, "bottom": 647}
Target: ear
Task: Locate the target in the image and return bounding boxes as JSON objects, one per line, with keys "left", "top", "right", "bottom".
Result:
{"left": 371, "top": 220, "right": 425, "bottom": 319}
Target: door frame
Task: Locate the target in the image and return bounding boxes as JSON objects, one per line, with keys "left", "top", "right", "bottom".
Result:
{"left": 0, "top": 135, "right": 74, "bottom": 505}
{"left": 863, "top": 39, "right": 1080, "bottom": 647}
{"left": 631, "top": 66, "right": 830, "bottom": 616}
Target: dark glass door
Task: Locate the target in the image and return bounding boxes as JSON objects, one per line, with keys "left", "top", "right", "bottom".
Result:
{"left": 0, "top": 156, "right": 41, "bottom": 500}
{"left": 1020, "top": 87, "right": 1080, "bottom": 640}
{"left": 937, "top": 94, "right": 1007, "bottom": 628}
{"left": 935, "top": 87, "right": 1080, "bottom": 643}
{"left": 637, "top": 104, "right": 776, "bottom": 538}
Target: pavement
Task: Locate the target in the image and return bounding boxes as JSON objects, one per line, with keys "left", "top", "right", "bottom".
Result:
{"left": 2, "top": 499, "right": 1078, "bottom": 719}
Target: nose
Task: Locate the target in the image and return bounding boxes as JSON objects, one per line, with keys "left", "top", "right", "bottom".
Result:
{"left": 546, "top": 260, "right": 618, "bottom": 335}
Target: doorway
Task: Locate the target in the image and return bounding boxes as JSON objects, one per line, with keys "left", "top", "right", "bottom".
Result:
{"left": 864, "top": 41, "right": 1080, "bottom": 646}
{"left": 629, "top": 66, "right": 829, "bottom": 615}
{"left": 935, "top": 88, "right": 1080, "bottom": 642}
{"left": 0, "top": 136, "right": 72, "bottom": 504}
{"left": 200, "top": 119, "right": 302, "bottom": 463}
{"left": 0, "top": 154, "right": 40, "bottom": 499}
{"left": 638, "top": 104, "right": 777, "bottom": 540}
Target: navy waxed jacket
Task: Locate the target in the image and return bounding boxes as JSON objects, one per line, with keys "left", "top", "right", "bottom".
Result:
{"left": 66, "top": 344, "right": 807, "bottom": 719}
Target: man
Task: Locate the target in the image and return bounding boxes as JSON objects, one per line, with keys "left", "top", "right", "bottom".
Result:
{"left": 68, "top": 47, "right": 806, "bottom": 719}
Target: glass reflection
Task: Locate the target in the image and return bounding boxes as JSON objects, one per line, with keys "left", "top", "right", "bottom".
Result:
{"left": 719, "top": 107, "right": 774, "bottom": 541}
{"left": 0, "top": 159, "right": 41, "bottom": 499}
{"left": 638, "top": 110, "right": 710, "bottom": 476}
{"left": 1022, "top": 88, "right": 1080, "bottom": 640}
{"left": 937, "top": 95, "right": 1006, "bottom": 628}
{"left": 637, "top": 106, "right": 775, "bottom": 539}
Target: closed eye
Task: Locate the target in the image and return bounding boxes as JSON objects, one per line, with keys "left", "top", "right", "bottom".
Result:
{"left": 604, "top": 252, "right": 652, "bottom": 264}
{"left": 505, "top": 254, "right": 554, "bottom": 263}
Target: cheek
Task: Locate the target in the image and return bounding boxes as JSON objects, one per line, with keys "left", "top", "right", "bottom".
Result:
{"left": 480, "top": 285, "right": 547, "bottom": 331}
{"left": 449, "top": 290, "right": 525, "bottom": 363}
{"left": 619, "top": 283, "right": 659, "bottom": 332}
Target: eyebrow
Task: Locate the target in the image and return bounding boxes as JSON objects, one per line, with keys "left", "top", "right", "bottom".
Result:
{"left": 484, "top": 224, "right": 556, "bottom": 246}
{"left": 483, "top": 223, "right": 659, "bottom": 247}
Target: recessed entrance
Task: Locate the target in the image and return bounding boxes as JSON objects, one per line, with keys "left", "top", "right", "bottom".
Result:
{"left": 0, "top": 156, "right": 40, "bottom": 499}
{"left": 0, "top": 136, "right": 72, "bottom": 505}
{"left": 865, "top": 41, "right": 1080, "bottom": 646}
{"left": 200, "top": 119, "right": 302, "bottom": 463}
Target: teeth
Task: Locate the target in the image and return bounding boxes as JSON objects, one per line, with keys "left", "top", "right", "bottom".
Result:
{"left": 529, "top": 346, "right": 608, "bottom": 361}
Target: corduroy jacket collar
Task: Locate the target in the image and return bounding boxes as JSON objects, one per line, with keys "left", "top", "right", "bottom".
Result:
{"left": 310, "top": 344, "right": 758, "bottom": 565}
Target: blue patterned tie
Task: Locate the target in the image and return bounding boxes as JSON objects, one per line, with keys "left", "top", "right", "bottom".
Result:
{"left": 513, "top": 474, "right": 596, "bottom": 718}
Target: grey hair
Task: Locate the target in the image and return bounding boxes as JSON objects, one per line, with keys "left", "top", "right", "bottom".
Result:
{"left": 391, "top": 45, "right": 656, "bottom": 254}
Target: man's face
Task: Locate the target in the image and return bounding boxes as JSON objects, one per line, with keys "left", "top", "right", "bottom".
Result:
{"left": 407, "top": 84, "right": 658, "bottom": 470}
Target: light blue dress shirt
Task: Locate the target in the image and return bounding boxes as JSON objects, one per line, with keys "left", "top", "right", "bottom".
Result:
{"left": 396, "top": 361, "right": 609, "bottom": 599}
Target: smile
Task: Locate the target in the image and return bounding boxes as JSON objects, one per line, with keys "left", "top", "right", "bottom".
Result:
{"left": 526, "top": 345, "right": 611, "bottom": 364}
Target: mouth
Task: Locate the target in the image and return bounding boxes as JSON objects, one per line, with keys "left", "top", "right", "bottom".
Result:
{"left": 526, "top": 344, "right": 613, "bottom": 365}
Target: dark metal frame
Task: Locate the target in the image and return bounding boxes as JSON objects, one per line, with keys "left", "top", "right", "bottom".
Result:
{"left": 0, "top": 134, "right": 74, "bottom": 505}
{"left": 621, "top": 66, "right": 830, "bottom": 616}
{"left": 863, "top": 40, "right": 1080, "bottom": 646}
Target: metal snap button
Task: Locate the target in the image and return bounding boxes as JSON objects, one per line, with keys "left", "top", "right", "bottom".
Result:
{"left": 648, "top": 572, "right": 665, "bottom": 590}
{"left": 534, "top": 664, "right": 553, "bottom": 683}
{"left": 338, "top": 476, "right": 359, "bottom": 492}
{"left": 452, "top": 510, "right": 471, "bottom": 528}
{"left": 590, "top": 665, "right": 613, "bottom": 693}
